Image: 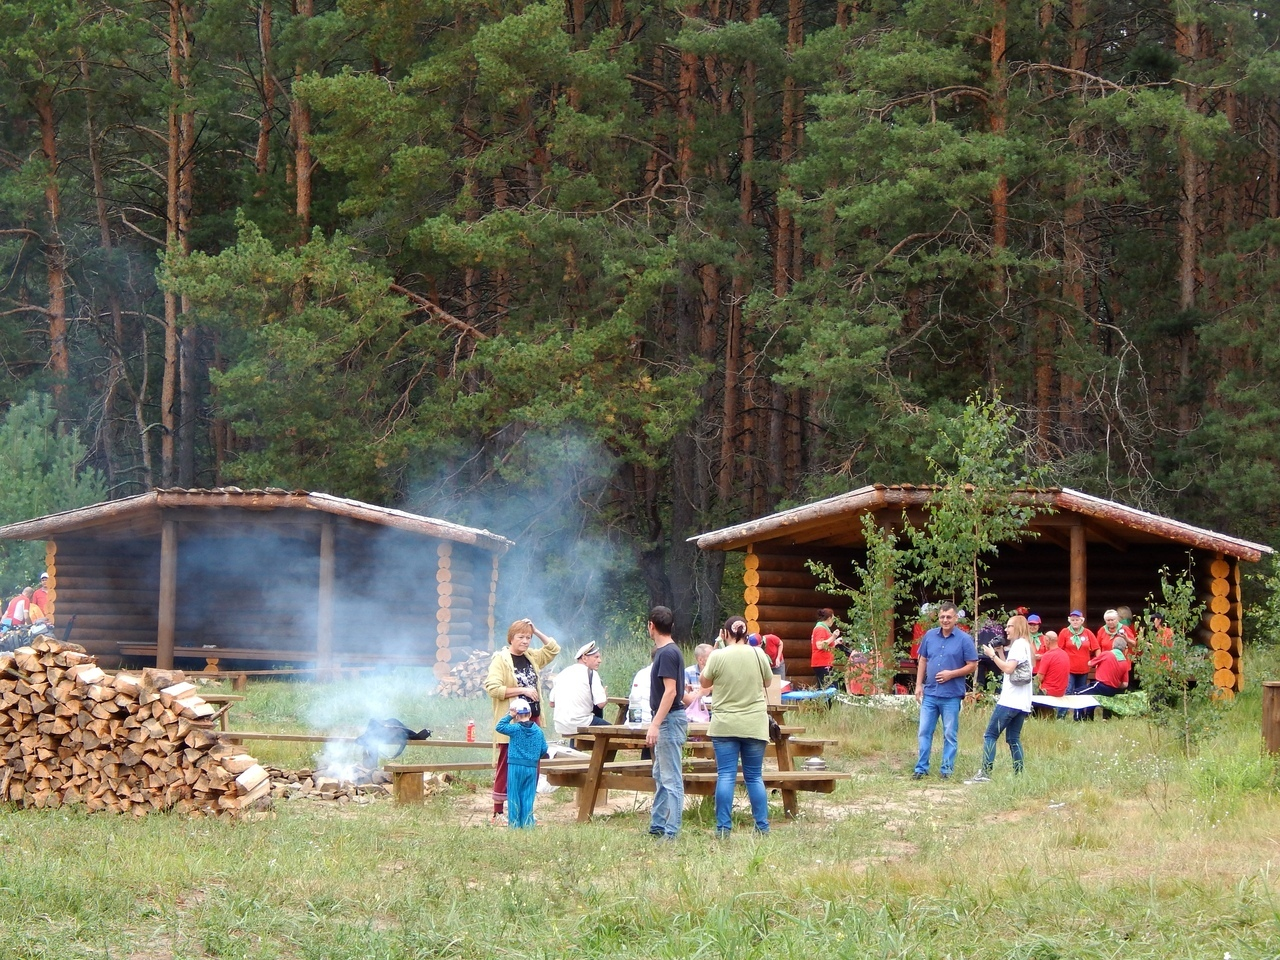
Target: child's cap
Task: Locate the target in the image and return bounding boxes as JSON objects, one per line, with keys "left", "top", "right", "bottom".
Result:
{"left": 512, "top": 697, "right": 532, "bottom": 715}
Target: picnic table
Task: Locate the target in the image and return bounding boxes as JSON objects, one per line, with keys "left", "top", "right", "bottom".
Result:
{"left": 549, "top": 721, "right": 848, "bottom": 822}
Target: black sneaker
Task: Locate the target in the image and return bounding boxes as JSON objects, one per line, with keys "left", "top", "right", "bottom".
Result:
{"left": 911, "top": 771, "right": 926, "bottom": 780}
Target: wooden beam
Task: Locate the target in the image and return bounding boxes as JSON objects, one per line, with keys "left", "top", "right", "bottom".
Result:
{"left": 1033, "top": 526, "right": 1071, "bottom": 550}
{"left": 1069, "top": 523, "right": 1087, "bottom": 616}
{"left": 157, "top": 519, "right": 178, "bottom": 670}
{"left": 1081, "top": 519, "right": 1128, "bottom": 553}
{"left": 316, "top": 518, "right": 335, "bottom": 668}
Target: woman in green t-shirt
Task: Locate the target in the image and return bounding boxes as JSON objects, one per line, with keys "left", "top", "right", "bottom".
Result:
{"left": 700, "top": 616, "right": 773, "bottom": 836}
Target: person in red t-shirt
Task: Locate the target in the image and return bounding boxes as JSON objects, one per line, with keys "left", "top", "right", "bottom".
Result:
{"left": 1034, "top": 630, "right": 1071, "bottom": 718}
{"left": 763, "top": 633, "right": 785, "bottom": 678}
{"left": 811, "top": 608, "right": 840, "bottom": 689}
{"left": 1059, "top": 611, "right": 1096, "bottom": 686}
{"left": 1035, "top": 631, "right": 1070, "bottom": 695}
{"left": 1095, "top": 609, "right": 1134, "bottom": 652}
{"left": 1059, "top": 610, "right": 1097, "bottom": 719}
{"left": 1080, "top": 637, "right": 1131, "bottom": 717}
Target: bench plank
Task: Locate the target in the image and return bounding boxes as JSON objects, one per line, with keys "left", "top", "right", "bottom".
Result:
{"left": 219, "top": 732, "right": 494, "bottom": 749}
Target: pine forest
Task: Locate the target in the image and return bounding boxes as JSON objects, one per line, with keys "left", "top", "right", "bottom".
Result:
{"left": 3, "top": 0, "right": 1280, "bottom": 633}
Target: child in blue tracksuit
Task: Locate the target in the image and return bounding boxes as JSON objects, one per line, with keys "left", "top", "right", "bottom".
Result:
{"left": 495, "top": 697, "right": 547, "bottom": 828}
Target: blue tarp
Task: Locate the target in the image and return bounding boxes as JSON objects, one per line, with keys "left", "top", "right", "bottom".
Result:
{"left": 780, "top": 687, "right": 838, "bottom": 703}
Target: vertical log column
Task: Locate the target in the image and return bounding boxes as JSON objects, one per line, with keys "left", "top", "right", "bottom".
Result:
{"left": 487, "top": 554, "right": 500, "bottom": 651}
{"left": 45, "top": 542, "right": 56, "bottom": 621}
{"left": 743, "top": 547, "right": 760, "bottom": 633}
{"left": 1206, "top": 555, "right": 1239, "bottom": 696}
{"left": 157, "top": 519, "right": 178, "bottom": 669}
{"left": 1263, "top": 682, "right": 1280, "bottom": 753}
{"left": 1069, "top": 524, "right": 1087, "bottom": 617}
{"left": 316, "top": 518, "right": 334, "bottom": 670}
{"left": 435, "top": 542, "right": 453, "bottom": 680}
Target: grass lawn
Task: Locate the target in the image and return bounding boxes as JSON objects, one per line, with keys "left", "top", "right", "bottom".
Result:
{"left": 2, "top": 650, "right": 1279, "bottom": 959}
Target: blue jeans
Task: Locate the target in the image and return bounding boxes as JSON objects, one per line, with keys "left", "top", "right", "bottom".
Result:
{"left": 649, "top": 712, "right": 688, "bottom": 838}
{"left": 1077, "top": 682, "right": 1124, "bottom": 719}
{"left": 915, "top": 694, "right": 963, "bottom": 777}
{"left": 710, "top": 736, "right": 769, "bottom": 835}
{"left": 981, "top": 705, "right": 1028, "bottom": 774}
{"left": 1068, "top": 672, "right": 1090, "bottom": 720}
{"left": 572, "top": 714, "right": 611, "bottom": 750}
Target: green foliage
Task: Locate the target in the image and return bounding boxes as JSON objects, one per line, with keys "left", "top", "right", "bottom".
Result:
{"left": 0, "top": 394, "right": 106, "bottom": 591}
{"left": 906, "top": 392, "right": 1049, "bottom": 620}
{"left": 1139, "top": 562, "right": 1219, "bottom": 758}
{"left": 165, "top": 220, "right": 444, "bottom": 501}
{"left": 808, "top": 514, "right": 910, "bottom": 693}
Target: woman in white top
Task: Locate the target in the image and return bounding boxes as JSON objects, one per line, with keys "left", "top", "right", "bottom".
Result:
{"left": 965, "top": 614, "right": 1034, "bottom": 783}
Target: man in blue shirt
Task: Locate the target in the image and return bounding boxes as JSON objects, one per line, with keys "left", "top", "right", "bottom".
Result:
{"left": 912, "top": 601, "right": 978, "bottom": 780}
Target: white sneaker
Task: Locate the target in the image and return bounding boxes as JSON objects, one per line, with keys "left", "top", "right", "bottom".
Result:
{"left": 963, "top": 771, "right": 992, "bottom": 784}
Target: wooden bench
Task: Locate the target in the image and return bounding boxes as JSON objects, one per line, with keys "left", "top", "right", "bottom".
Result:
{"left": 117, "top": 643, "right": 419, "bottom": 686}
{"left": 683, "top": 769, "right": 850, "bottom": 794}
{"left": 686, "top": 737, "right": 837, "bottom": 760}
{"left": 543, "top": 762, "right": 849, "bottom": 808}
{"left": 219, "top": 733, "right": 492, "bottom": 748}
{"left": 387, "top": 756, "right": 586, "bottom": 803}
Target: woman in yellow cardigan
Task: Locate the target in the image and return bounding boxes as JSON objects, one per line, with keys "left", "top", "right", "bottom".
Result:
{"left": 483, "top": 619, "right": 560, "bottom": 822}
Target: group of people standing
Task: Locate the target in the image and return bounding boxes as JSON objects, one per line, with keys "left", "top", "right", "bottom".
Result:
{"left": 912, "top": 602, "right": 1153, "bottom": 784}
{"left": 482, "top": 607, "right": 775, "bottom": 838}
{"left": 1, "top": 572, "right": 52, "bottom": 635}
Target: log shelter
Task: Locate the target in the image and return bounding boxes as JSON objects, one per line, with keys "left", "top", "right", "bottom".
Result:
{"left": 691, "top": 484, "right": 1273, "bottom": 695}
{"left": 0, "top": 488, "right": 513, "bottom": 677}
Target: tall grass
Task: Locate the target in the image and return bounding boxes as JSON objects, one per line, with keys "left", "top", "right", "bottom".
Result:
{"left": 3, "top": 647, "right": 1280, "bottom": 957}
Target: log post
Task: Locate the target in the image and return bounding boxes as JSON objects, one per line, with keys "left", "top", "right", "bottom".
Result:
{"left": 157, "top": 519, "right": 178, "bottom": 669}
{"left": 487, "top": 554, "right": 500, "bottom": 651}
{"left": 316, "top": 518, "right": 335, "bottom": 670}
{"left": 1069, "top": 523, "right": 1086, "bottom": 616}
{"left": 1263, "top": 682, "right": 1280, "bottom": 754}
{"left": 436, "top": 541, "right": 452, "bottom": 674}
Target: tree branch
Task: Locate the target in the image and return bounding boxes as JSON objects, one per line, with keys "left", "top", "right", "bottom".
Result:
{"left": 389, "top": 283, "right": 489, "bottom": 341}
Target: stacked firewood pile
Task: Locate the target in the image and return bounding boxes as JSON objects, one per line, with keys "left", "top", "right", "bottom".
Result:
{"left": 435, "top": 649, "right": 493, "bottom": 697}
{"left": 0, "top": 637, "right": 269, "bottom": 817}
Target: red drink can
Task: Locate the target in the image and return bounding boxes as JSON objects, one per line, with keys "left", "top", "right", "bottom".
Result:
{"left": 466, "top": 720, "right": 475, "bottom": 742}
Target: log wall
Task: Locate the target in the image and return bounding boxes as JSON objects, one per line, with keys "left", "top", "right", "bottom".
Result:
{"left": 742, "top": 547, "right": 853, "bottom": 682}
{"left": 46, "top": 537, "right": 162, "bottom": 657}
{"left": 44, "top": 520, "right": 499, "bottom": 673}
{"left": 740, "top": 540, "right": 1245, "bottom": 693}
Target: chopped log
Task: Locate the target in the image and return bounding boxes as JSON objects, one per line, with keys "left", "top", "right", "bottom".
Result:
{"left": 234, "top": 763, "right": 269, "bottom": 792}
{"left": 67, "top": 664, "right": 107, "bottom": 686}
{"left": 221, "top": 754, "right": 259, "bottom": 775}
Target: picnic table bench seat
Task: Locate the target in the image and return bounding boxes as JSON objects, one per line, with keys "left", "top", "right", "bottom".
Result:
{"left": 387, "top": 756, "right": 589, "bottom": 803}
{"left": 685, "top": 736, "right": 836, "bottom": 759}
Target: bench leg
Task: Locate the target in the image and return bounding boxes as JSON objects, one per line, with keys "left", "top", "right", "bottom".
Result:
{"left": 776, "top": 736, "right": 798, "bottom": 818}
{"left": 394, "top": 771, "right": 424, "bottom": 804}
{"left": 232, "top": 673, "right": 248, "bottom": 692}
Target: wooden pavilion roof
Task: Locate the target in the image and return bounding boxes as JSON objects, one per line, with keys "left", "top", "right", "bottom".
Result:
{"left": 690, "top": 484, "right": 1273, "bottom": 562}
{"left": 0, "top": 487, "right": 514, "bottom": 553}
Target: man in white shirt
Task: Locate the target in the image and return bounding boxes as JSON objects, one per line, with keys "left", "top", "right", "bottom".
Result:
{"left": 550, "top": 642, "right": 608, "bottom": 742}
